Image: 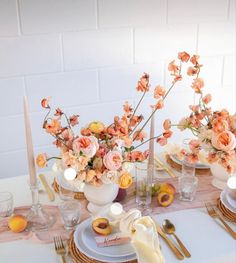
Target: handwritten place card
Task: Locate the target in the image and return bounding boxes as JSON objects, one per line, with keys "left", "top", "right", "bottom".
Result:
{"left": 95, "top": 233, "right": 130, "bottom": 247}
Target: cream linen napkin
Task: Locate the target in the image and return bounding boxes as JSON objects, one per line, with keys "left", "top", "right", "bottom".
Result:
{"left": 120, "top": 209, "right": 165, "bottom": 263}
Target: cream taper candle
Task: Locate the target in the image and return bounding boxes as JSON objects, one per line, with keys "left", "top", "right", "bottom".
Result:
{"left": 148, "top": 114, "right": 155, "bottom": 166}
{"left": 23, "top": 96, "right": 37, "bottom": 187}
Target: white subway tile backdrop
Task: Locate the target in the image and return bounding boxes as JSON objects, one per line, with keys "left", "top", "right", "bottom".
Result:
{"left": 0, "top": 0, "right": 235, "bottom": 178}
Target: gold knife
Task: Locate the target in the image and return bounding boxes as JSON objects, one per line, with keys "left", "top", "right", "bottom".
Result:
{"left": 39, "top": 173, "right": 55, "bottom": 201}
{"left": 154, "top": 220, "right": 184, "bottom": 260}
{"left": 155, "top": 155, "right": 176, "bottom": 178}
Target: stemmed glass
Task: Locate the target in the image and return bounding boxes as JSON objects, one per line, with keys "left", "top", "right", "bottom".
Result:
{"left": 135, "top": 162, "right": 153, "bottom": 215}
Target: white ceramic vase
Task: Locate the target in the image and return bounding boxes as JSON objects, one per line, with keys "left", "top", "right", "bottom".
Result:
{"left": 83, "top": 183, "right": 119, "bottom": 214}
{"left": 210, "top": 162, "right": 230, "bottom": 190}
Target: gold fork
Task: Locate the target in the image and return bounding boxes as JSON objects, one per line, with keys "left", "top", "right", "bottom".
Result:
{"left": 205, "top": 202, "right": 236, "bottom": 239}
{"left": 54, "top": 236, "right": 67, "bottom": 263}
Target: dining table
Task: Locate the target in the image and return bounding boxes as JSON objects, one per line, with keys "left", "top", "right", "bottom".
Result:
{"left": 0, "top": 170, "right": 236, "bottom": 263}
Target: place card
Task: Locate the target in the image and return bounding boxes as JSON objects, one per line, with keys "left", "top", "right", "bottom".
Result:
{"left": 95, "top": 232, "right": 130, "bottom": 247}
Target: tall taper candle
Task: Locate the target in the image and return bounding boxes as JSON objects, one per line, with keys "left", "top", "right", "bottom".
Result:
{"left": 148, "top": 114, "right": 155, "bottom": 166}
{"left": 23, "top": 96, "right": 37, "bottom": 187}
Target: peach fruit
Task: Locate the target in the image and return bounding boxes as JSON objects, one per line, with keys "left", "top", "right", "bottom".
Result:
{"left": 157, "top": 192, "right": 174, "bottom": 207}
{"left": 8, "top": 215, "right": 28, "bottom": 233}
{"left": 92, "top": 218, "right": 112, "bottom": 236}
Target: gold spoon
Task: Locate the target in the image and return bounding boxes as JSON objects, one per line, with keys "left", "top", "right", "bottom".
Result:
{"left": 163, "top": 219, "right": 191, "bottom": 258}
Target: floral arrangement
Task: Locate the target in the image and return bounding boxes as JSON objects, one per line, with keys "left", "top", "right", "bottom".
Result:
{"left": 36, "top": 52, "right": 200, "bottom": 188}
{"left": 171, "top": 53, "right": 236, "bottom": 174}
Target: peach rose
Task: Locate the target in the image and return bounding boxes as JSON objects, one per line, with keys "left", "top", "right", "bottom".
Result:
{"left": 36, "top": 153, "right": 47, "bottom": 168}
{"left": 101, "top": 170, "right": 119, "bottom": 184}
{"left": 212, "top": 131, "right": 236, "bottom": 152}
{"left": 118, "top": 172, "right": 133, "bottom": 189}
{"left": 103, "top": 151, "right": 123, "bottom": 171}
{"left": 72, "top": 136, "right": 99, "bottom": 158}
{"left": 212, "top": 118, "right": 229, "bottom": 133}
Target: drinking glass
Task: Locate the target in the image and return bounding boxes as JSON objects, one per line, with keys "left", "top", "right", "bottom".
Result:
{"left": 59, "top": 200, "right": 81, "bottom": 230}
{"left": 135, "top": 162, "right": 153, "bottom": 214}
{"left": 182, "top": 138, "right": 196, "bottom": 177}
{"left": 0, "top": 192, "right": 13, "bottom": 217}
{"left": 178, "top": 176, "right": 198, "bottom": 201}
{"left": 57, "top": 173, "right": 75, "bottom": 201}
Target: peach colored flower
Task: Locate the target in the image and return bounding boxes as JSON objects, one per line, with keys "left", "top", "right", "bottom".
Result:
{"left": 45, "top": 119, "right": 61, "bottom": 135}
{"left": 187, "top": 67, "right": 198, "bottom": 76}
{"left": 133, "top": 130, "right": 147, "bottom": 142}
{"left": 123, "top": 101, "right": 133, "bottom": 116}
{"left": 62, "top": 151, "right": 78, "bottom": 169}
{"left": 81, "top": 127, "right": 92, "bottom": 136}
{"left": 163, "top": 119, "right": 171, "bottom": 130}
{"left": 173, "top": 75, "right": 182, "bottom": 83}
{"left": 103, "top": 151, "right": 123, "bottom": 171}
{"left": 178, "top": 118, "right": 189, "bottom": 131}
{"left": 189, "top": 105, "right": 200, "bottom": 112}
{"left": 123, "top": 137, "right": 133, "bottom": 148}
{"left": 191, "top": 78, "right": 204, "bottom": 93}
{"left": 154, "top": 85, "right": 166, "bottom": 99}
{"left": 163, "top": 130, "right": 173, "bottom": 139}
{"left": 61, "top": 128, "right": 74, "bottom": 141}
{"left": 72, "top": 136, "right": 99, "bottom": 158}
{"left": 207, "top": 152, "right": 219, "bottom": 163}
{"left": 190, "top": 55, "right": 200, "bottom": 65}
{"left": 168, "top": 60, "right": 179, "bottom": 74}
{"left": 212, "top": 131, "right": 236, "bottom": 152}
{"left": 93, "top": 157, "right": 103, "bottom": 170}
{"left": 202, "top": 94, "right": 212, "bottom": 104}
{"left": 88, "top": 121, "right": 105, "bottom": 134}
{"left": 126, "top": 151, "right": 146, "bottom": 162}
{"left": 41, "top": 97, "right": 51, "bottom": 108}
{"left": 178, "top": 51, "right": 190, "bottom": 62}
{"left": 186, "top": 153, "right": 199, "bottom": 164}
{"left": 189, "top": 139, "right": 201, "bottom": 153}
{"left": 136, "top": 73, "right": 150, "bottom": 92}
{"left": 212, "top": 118, "right": 229, "bottom": 133}
{"left": 154, "top": 99, "right": 164, "bottom": 110}
{"left": 54, "top": 108, "right": 63, "bottom": 116}
{"left": 36, "top": 153, "right": 47, "bottom": 168}
{"left": 101, "top": 170, "right": 119, "bottom": 184}
{"left": 118, "top": 172, "right": 133, "bottom": 189}
{"left": 156, "top": 137, "right": 167, "bottom": 146}
{"left": 78, "top": 156, "right": 89, "bottom": 170}
{"left": 86, "top": 169, "right": 97, "bottom": 183}
{"left": 129, "top": 115, "right": 143, "bottom": 127}
{"left": 69, "top": 115, "right": 79, "bottom": 126}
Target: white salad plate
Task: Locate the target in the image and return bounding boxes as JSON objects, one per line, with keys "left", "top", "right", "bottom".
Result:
{"left": 82, "top": 220, "right": 135, "bottom": 258}
{"left": 220, "top": 189, "right": 236, "bottom": 213}
{"left": 170, "top": 154, "right": 210, "bottom": 169}
{"left": 74, "top": 218, "right": 136, "bottom": 263}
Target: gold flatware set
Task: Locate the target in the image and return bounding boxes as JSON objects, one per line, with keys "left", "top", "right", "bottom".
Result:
{"left": 155, "top": 155, "right": 176, "bottom": 178}
{"left": 205, "top": 202, "right": 236, "bottom": 239}
{"left": 54, "top": 236, "right": 67, "bottom": 263}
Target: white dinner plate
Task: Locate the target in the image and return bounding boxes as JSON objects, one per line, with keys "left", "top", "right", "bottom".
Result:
{"left": 170, "top": 154, "right": 210, "bottom": 169}
{"left": 82, "top": 220, "right": 135, "bottom": 258}
{"left": 220, "top": 189, "right": 236, "bottom": 213}
{"left": 74, "top": 219, "right": 136, "bottom": 263}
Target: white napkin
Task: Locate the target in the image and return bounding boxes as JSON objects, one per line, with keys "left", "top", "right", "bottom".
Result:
{"left": 120, "top": 209, "right": 165, "bottom": 263}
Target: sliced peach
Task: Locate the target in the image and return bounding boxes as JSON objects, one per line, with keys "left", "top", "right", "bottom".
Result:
{"left": 157, "top": 192, "right": 174, "bottom": 207}
{"left": 158, "top": 183, "right": 176, "bottom": 195}
{"left": 92, "top": 218, "right": 112, "bottom": 236}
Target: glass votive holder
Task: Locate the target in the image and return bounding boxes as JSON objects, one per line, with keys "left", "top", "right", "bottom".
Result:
{"left": 0, "top": 192, "right": 14, "bottom": 217}
{"left": 178, "top": 176, "right": 198, "bottom": 202}
{"left": 227, "top": 176, "right": 236, "bottom": 200}
{"left": 59, "top": 200, "right": 81, "bottom": 230}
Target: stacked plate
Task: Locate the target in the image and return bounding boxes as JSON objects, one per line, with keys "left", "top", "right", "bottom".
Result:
{"left": 217, "top": 189, "right": 236, "bottom": 223}
{"left": 73, "top": 218, "right": 136, "bottom": 263}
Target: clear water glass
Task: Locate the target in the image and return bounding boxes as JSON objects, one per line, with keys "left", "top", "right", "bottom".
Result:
{"left": 0, "top": 192, "right": 13, "bottom": 217}
{"left": 59, "top": 200, "right": 81, "bottom": 230}
{"left": 135, "top": 162, "right": 153, "bottom": 214}
{"left": 178, "top": 176, "right": 198, "bottom": 201}
{"left": 182, "top": 138, "right": 196, "bottom": 177}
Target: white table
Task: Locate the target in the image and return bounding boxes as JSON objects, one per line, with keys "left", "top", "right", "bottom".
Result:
{"left": 0, "top": 174, "right": 236, "bottom": 263}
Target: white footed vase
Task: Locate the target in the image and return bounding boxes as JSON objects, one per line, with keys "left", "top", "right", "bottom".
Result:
{"left": 83, "top": 183, "right": 119, "bottom": 214}
{"left": 210, "top": 162, "right": 230, "bottom": 190}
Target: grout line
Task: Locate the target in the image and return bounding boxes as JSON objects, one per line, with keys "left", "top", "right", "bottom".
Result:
{"left": 166, "top": 0, "right": 169, "bottom": 24}
{"left": 95, "top": 0, "right": 99, "bottom": 29}
{"left": 59, "top": 34, "right": 65, "bottom": 71}
{"left": 16, "top": 0, "right": 23, "bottom": 35}
{"left": 196, "top": 24, "right": 200, "bottom": 54}
{"left": 132, "top": 28, "right": 135, "bottom": 64}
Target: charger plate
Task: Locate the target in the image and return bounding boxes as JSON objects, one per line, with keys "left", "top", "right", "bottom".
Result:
{"left": 68, "top": 232, "right": 137, "bottom": 263}
{"left": 166, "top": 154, "right": 211, "bottom": 176}
{"left": 217, "top": 198, "right": 236, "bottom": 223}
{"left": 52, "top": 178, "right": 85, "bottom": 200}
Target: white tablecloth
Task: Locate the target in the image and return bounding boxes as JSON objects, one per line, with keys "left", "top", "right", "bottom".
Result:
{"left": 0, "top": 174, "right": 236, "bottom": 263}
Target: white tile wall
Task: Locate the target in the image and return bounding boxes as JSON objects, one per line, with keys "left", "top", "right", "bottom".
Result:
{"left": 0, "top": 0, "right": 19, "bottom": 36}
{"left": 63, "top": 29, "right": 133, "bottom": 70}
{"left": 0, "top": 0, "right": 235, "bottom": 178}
{"left": 19, "top": 0, "right": 96, "bottom": 34}
{"left": 98, "top": 0, "right": 166, "bottom": 27}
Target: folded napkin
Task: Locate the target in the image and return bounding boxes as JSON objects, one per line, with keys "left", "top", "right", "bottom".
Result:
{"left": 120, "top": 209, "right": 165, "bottom": 263}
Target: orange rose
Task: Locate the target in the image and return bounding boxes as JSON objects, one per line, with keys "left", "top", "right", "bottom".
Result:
{"left": 118, "top": 172, "right": 133, "bottom": 189}
{"left": 212, "top": 131, "right": 236, "bottom": 152}
{"left": 36, "top": 153, "right": 47, "bottom": 168}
